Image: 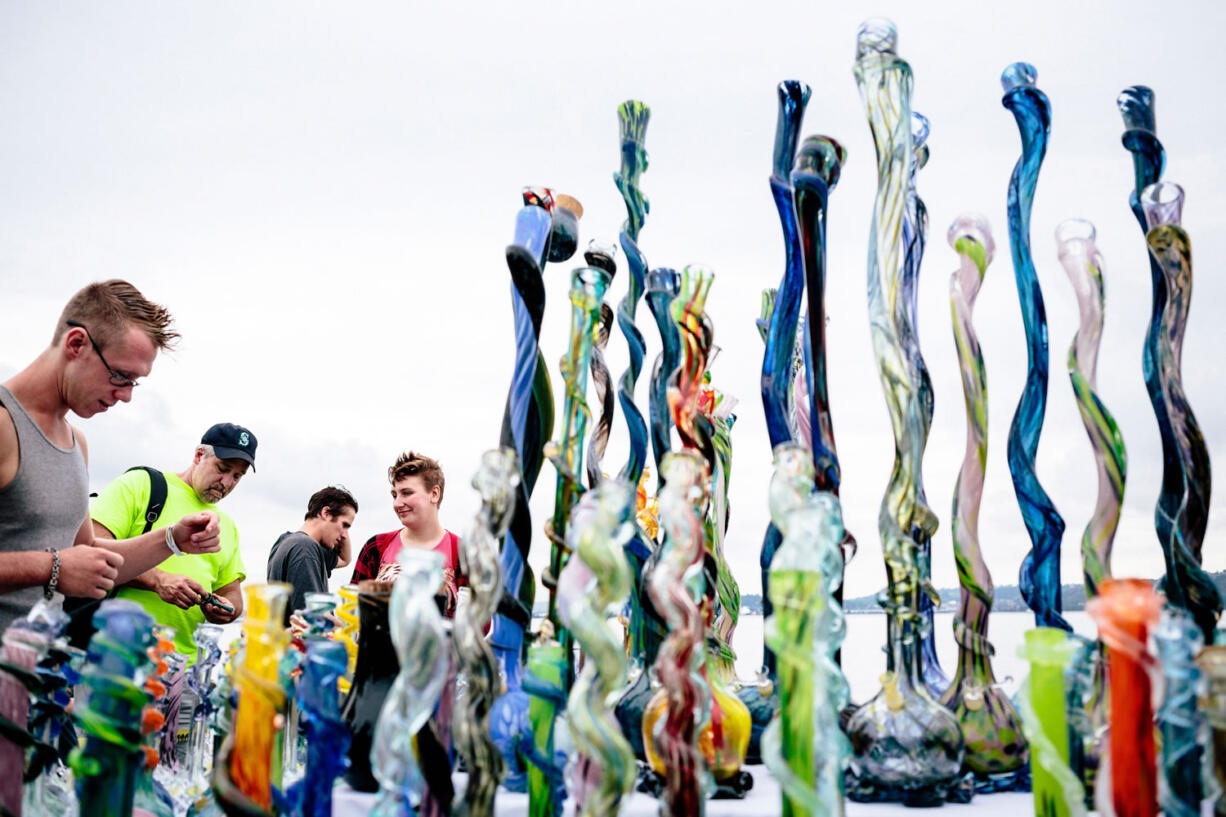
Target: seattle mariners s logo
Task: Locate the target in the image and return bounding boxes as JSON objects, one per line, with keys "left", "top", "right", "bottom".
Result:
{"left": 239, "top": 432, "right": 250, "bottom": 447}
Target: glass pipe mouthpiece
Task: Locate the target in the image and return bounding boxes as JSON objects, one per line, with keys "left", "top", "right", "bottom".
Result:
{"left": 1141, "top": 181, "right": 1184, "bottom": 229}
{"left": 947, "top": 213, "right": 995, "bottom": 263}
{"left": 1117, "top": 86, "right": 1156, "bottom": 132}
{"left": 856, "top": 18, "right": 898, "bottom": 58}
{"left": 1055, "top": 218, "right": 1096, "bottom": 249}
{"left": 1001, "top": 62, "right": 1038, "bottom": 92}
{"left": 793, "top": 135, "right": 847, "bottom": 189}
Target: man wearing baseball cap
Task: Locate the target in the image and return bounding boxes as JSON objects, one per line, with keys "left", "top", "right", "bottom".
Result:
{"left": 88, "top": 423, "right": 255, "bottom": 661}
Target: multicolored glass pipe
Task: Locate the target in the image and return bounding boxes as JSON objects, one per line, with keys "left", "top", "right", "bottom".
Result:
{"left": 584, "top": 244, "right": 618, "bottom": 489}
{"left": 1142, "top": 180, "right": 1219, "bottom": 641}
{"left": 1154, "top": 605, "right": 1206, "bottom": 817}
{"left": 556, "top": 478, "right": 637, "bottom": 817}
{"left": 0, "top": 604, "right": 61, "bottom": 816}
{"left": 1002, "top": 61, "right": 1068, "bottom": 632}
{"left": 371, "top": 550, "right": 448, "bottom": 817}
{"left": 762, "top": 442, "right": 849, "bottom": 817}
{"left": 613, "top": 100, "right": 652, "bottom": 489}
{"left": 846, "top": 19, "right": 964, "bottom": 804}
{"left": 214, "top": 583, "right": 291, "bottom": 816}
{"left": 293, "top": 638, "right": 349, "bottom": 817}
{"left": 1195, "top": 645, "right": 1226, "bottom": 814}
{"left": 488, "top": 186, "right": 555, "bottom": 791}
{"left": 1016, "top": 627, "right": 1084, "bottom": 817}
{"left": 941, "top": 214, "right": 1028, "bottom": 786}
{"left": 1087, "top": 578, "right": 1163, "bottom": 817}
{"left": 453, "top": 448, "right": 519, "bottom": 817}
{"left": 71, "top": 599, "right": 156, "bottom": 817}
{"left": 644, "top": 450, "right": 712, "bottom": 817}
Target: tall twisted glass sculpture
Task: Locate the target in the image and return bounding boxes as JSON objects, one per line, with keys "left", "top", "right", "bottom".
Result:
{"left": 614, "top": 100, "right": 651, "bottom": 490}
{"left": 181, "top": 622, "right": 225, "bottom": 813}
{"left": 584, "top": 244, "right": 618, "bottom": 489}
{"left": 556, "top": 479, "right": 637, "bottom": 817}
{"left": 71, "top": 599, "right": 155, "bottom": 817}
{"left": 294, "top": 639, "right": 350, "bottom": 817}
{"left": 645, "top": 267, "right": 682, "bottom": 485}
{"left": 940, "top": 215, "right": 1029, "bottom": 786}
{"left": 1143, "top": 181, "right": 1219, "bottom": 640}
{"left": 1001, "top": 62, "right": 1068, "bottom": 631}
{"left": 758, "top": 80, "right": 810, "bottom": 681}
{"left": 335, "top": 584, "right": 359, "bottom": 696}
{"left": 1057, "top": 219, "right": 1126, "bottom": 600}
{"left": 489, "top": 187, "right": 557, "bottom": 791}
{"left": 370, "top": 549, "right": 448, "bottom": 817}
{"left": 762, "top": 443, "right": 849, "bottom": 817}
{"left": 644, "top": 450, "right": 711, "bottom": 817}
{"left": 1196, "top": 645, "right": 1226, "bottom": 814}
{"left": 454, "top": 448, "right": 519, "bottom": 817}
{"left": 20, "top": 604, "right": 78, "bottom": 817}
{"left": 846, "top": 19, "right": 964, "bottom": 804}
{"left": 900, "top": 111, "right": 945, "bottom": 695}
{"left": 1087, "top": 578, "right": 1163, "bottom": 817}
{"left": 1154, "top": 606, "right": 1206, "bottom": 817}
{"left": 1017, "top": 628, "right": 1084, "bottom": 817}
{"left": 214, "top": 583, "right": 291, "bottom": 817}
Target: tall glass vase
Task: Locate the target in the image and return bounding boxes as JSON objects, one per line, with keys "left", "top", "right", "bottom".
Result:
{"left": 846, "top": 19, "right": 964, "bottom": 804}
{"left": 761, "top": 443, "right": 849, "bottom": 817}
{"left": 556, "top": 479, "right": 637, "bottom": 817}
{"left": 940, "top": 215, "right": 1029, "bottom": 788}
{"left": 1086, "top": 578, "right": 1163, "bottom": 817}
{"left": 1017, "top": 628, "right": 1084, "bottom": 817}
{"left": 71, "top": 599, "right": 156, "bottom": 817}
{"left": 370, "top": 550, "right": 448, "bottom": 817}
{"left": 453, "top": 448, "right": 518, "bottom": 817}
{"left": 1142, "top": 181, "right": 1219, "bottom": 641}
{"left": 1001, "top": 61, "right": 1068, "bottom": 632}
{"left": 341, "top": 581, "right": 396, "bottom": 793}
{"left": 213, "top": 583, "right": 291, "bottom": 817}
{"left": 1154, "top": 606, "right": 1206, "bottom": 817}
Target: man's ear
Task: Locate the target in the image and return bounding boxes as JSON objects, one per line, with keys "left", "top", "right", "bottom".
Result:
{"left": 319, "top": 507, "right": 333, "bottom": 522}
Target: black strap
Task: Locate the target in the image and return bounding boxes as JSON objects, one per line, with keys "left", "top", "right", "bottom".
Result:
{"left": 126, "top": 466, "right": 168, "bottom": 534}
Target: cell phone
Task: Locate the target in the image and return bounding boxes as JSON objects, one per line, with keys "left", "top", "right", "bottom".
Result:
{"left": 200, "top": 593, "right": 235, "bottom": 614}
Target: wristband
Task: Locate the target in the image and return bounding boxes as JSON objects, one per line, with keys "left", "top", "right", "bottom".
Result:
{"left": 44, "top": 549, "right": 60, "bottom": 600}
{"left": 165, "top": 525, "right": 183, "bottom": 557}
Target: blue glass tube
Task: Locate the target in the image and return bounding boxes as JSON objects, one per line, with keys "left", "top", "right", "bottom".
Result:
{"left": 758, "top": 79, "right": 809, "bottom": 678}
{"left": 294, "top": 639, "right": 350, "bottom": 817}
{"left": 1002, "top": 62, "right": 1069, "bottom": 632}
{"left": 489, "top": 191, "right": 556, "bottom": 792}
{"left": 645, "top": 267, "right": 682, "bottom": 486}
{"left": 614, "top": 101, "right": 652, "bottom": 487}
{"left": 1154, "top": 606, "right": 1205, "bottom": 817}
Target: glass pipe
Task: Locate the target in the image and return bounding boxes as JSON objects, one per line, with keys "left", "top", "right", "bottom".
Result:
{"left": 370, "top": 550, "right": 448, "bottom": 817}
{"left": 1154, "top": 606, "right": 1206, "bottom": 817}
{"left": 22, "top": 603, "right": 80, "bottom": 817}
{"left": 556, "top": 479, "right": 637, "bottom": 817}
{"left": 702, "top": 379, "right": 740, "bottom": 682}
{"left": 0, "top": 610, "right": 53, "bottom": 814}
{"left": 900, "top": 112, "right": 945, "bottom": 696}
{"left": 179, "top": 621, "right": 225, "bottom": 812}
{"left": 525, "top": 637, "right": 568, "bottom": 817}
{"left": 71, "top": 599, "right": 156, "bottom": 817}
{"left": 762, "top": 442, "right": 849, "bottom": 817}
{"left": 334, "top": 584, "right": 359, "bottom": 697}
{"left": 1017, "top": 628, "right": 1085, "bottom": 817}
{"left": 846, "top": 19, "right": 964, "bottom": 804}
{"left": 1001, "top": 61, "right": 1068, "bottom": 631}
{"left": 292, "top": 638, "right": 350, "bottom": 817}
{"left": 1086, "top": 578, "right": 1163, "bottom": 817}
{"left": 2, "top": 603, "right": 65, "bottom": 817}
{"left": 645, "top": 266, "right": 681, "bottom": 486}
{"left": 340, "top": 581, "right": 395, "bottom": 793}
{"left": 453, "top": 448, "right": 519, "bottom": 817}
{"left": 213, "top": 583, "right": 291, "bottom": 816}
{"left": 941, "top": 214, "right": 1029, "bottom": 785}
{"left": 1196, "top": 645, "right": 1226, "bottom": 816}
{"left": 583, "top": 242, "right": 617, "bottom": 490}
{"left": 1142, "top": 181, "right": 1220, "bottom": 640}
{"left": 133, "top": 626, "right": 179, "bottom": 817}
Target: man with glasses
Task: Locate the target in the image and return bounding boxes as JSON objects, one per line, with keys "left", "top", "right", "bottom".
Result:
{"left": 91, "top": 423, "right": 253, "bottom": 660}
{"left": 0, "top": 279, "right": 223, "bottom": 635}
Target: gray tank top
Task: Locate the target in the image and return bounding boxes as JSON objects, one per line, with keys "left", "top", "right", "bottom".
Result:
{"left": 0, "top": 385, "right": 89, "bottom": 632}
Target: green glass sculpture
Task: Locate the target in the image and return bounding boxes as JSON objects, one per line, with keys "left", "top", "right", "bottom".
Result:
{"left": 1017, "top": 627, "right": 1085, "bottom": 817}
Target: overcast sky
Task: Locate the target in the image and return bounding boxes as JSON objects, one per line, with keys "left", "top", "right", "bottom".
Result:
{"left": 2, "top": 1, "right": 1224, "bottom": 612}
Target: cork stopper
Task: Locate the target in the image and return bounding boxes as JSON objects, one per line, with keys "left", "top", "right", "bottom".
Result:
{"left": 555, "top": 194, "right": 584, "bottom": 220}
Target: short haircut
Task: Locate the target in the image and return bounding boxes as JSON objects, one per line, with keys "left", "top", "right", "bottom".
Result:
{"left": 388, "top": 451, "right": 445, "bottom": 506}
{"left": 305, "top": 486, "right": 359, "bottom": 520}
{"left": 54, "top": 279, "right": 179, "bottom": 350}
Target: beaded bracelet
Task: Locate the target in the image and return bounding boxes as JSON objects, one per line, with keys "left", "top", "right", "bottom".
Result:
{"left": 44, "top": 548, "right": 60, "bottom": 600}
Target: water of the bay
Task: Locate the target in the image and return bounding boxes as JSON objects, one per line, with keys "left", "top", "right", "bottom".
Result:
{"left": 731, "top": 610, "right": 1096, "bottom": 703}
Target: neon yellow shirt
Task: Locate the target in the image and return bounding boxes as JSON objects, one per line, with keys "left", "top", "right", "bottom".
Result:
{"left": 90, "top": 470, "right": 246, "bottom": 662}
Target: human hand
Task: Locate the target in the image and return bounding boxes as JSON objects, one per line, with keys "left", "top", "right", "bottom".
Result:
{"left": 155, "top": 572, "right": 206, "bottom": 610}
{"left": 202, "top": 594, "right": 238, "bottom": 624}
{"left": 172, "top": 512, "right": 221, "bottom": 554}
{"left": 57, "top": 546, "right": 124, "bottom": 599}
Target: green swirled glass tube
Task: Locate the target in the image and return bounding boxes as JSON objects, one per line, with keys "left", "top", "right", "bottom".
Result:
{"left": 1142, "top": 182, "right": 1220, "bottom": 641}
{"left": 556, "top": 479, "right": 637, "bottom": 817}
{"left": 845, "top": 17, "right": 964, "bottom": 805}
{"left": 940, "top": 215, "right": 1029, "bottom": 786}
{"left": 453, "top": 449, "right": 519, "bottom": 817}
{"left": 1017, "top": 628, "right": 1085, "bottom": 817}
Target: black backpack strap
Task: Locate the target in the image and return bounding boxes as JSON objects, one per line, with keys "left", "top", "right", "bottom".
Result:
{"left": 125, "top": 466, "right": 168, "bottom": 534}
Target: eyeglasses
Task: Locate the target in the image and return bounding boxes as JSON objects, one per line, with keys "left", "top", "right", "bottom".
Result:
{"left": 65, "top": 320, "right": 141, "bottom": 388}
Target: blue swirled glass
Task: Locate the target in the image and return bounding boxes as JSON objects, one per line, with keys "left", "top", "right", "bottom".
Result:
{"left": 1002, "top": 62, "right": 1068, "bottom": 632}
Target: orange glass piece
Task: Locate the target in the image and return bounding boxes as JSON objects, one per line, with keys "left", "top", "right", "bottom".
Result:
{"left": 642, "top": 673, "right": 749, "bottom": 782}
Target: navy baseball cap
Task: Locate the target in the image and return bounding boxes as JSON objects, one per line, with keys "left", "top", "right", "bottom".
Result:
{"left": 201, "top": 423, "right": 257, "bottom": 470}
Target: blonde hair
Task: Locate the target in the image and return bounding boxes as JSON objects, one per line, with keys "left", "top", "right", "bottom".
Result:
{"left": 388, "top": 451, "right": 445, "bottom": 506}
{"left": 54, "top": 280, "right": 179, "bottom": 350}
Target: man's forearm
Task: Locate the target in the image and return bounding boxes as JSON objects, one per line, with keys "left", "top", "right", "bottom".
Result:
{"left": 0, "top": 552, "right": 57, "bottom": 595}
{"left": 124, "top": 567, "right": 164, "bottom": 592}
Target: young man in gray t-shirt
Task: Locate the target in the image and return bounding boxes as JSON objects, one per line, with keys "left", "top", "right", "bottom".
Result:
{"left": 267, "top": 486, "right": 356, "bottom": 623}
